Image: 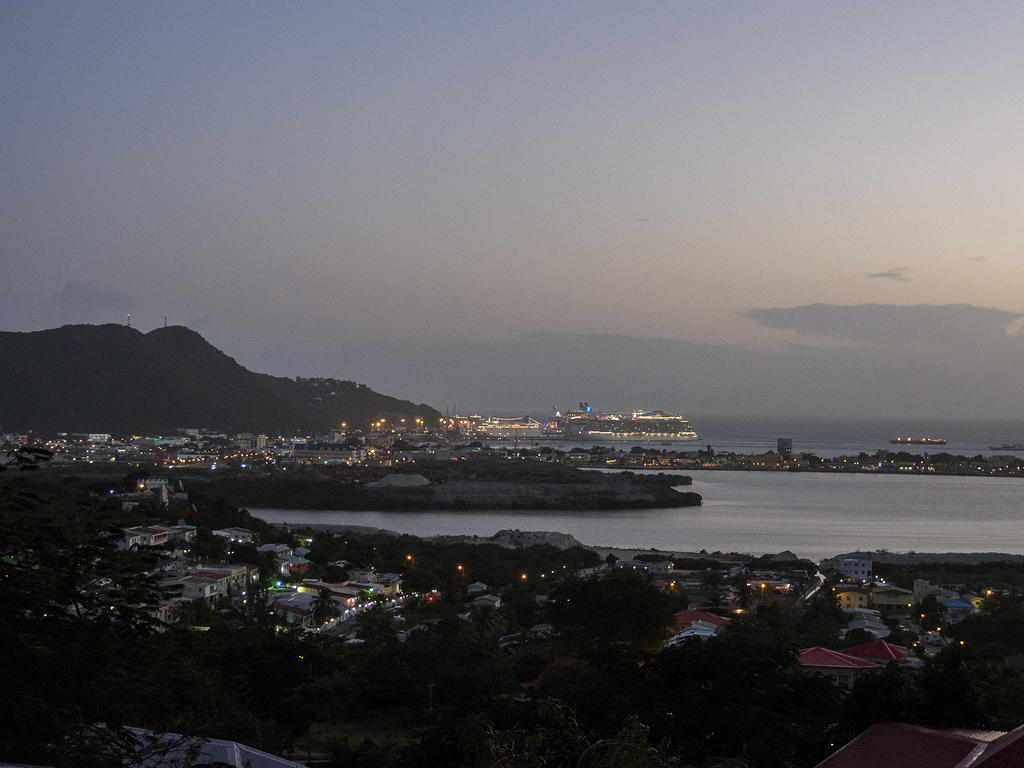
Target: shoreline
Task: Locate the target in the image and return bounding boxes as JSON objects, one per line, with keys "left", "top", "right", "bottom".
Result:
{"left": 273, "top": 523, "right": 1024, "bottom": 566}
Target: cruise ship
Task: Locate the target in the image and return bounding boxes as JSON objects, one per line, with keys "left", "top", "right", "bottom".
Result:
{"left": 470, "top": 416, "right": 545, "bottom": 439}
{"left": 558, "top": 403, "right": 699, "bottom": 443}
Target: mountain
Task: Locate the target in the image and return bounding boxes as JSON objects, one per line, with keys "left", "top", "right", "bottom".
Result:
{"left": 0, "top": 324, "right": 439, "bottom": 434}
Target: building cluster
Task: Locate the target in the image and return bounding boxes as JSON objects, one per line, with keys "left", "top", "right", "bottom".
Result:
{"left": 271, "top": 567, "right": 404, "bottom": 631}
{"left": 108, "top": 517, "right": 406, "bottom": 633}
{"left": 0, "top": 422, "right": 442, "bottom": 470}
{"left": 5, "top": 424, "right": 1024, "bottom": 478}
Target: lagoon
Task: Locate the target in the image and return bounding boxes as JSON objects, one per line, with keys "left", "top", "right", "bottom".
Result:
{"left": 250, "top": 470, "right": 1024, "bottom": 561}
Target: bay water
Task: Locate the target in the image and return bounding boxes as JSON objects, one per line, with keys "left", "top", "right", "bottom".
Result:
{"left": 251, "top": 470, "right": 1024, "bottom": 561}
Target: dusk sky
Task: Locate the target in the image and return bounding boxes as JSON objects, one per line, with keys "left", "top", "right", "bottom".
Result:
{"left": 3, "top": 3, "right": 1023, "bottom": 417}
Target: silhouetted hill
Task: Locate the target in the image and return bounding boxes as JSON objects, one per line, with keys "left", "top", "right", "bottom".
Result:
{"left": 0, "top": 324, "right": 439, "bottom": 434}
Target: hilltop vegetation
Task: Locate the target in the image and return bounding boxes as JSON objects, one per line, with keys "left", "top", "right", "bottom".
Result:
{"left": 0, "top": 324, "right": 438, "bottom": 434}
{"left": 185, "top": 458, "right": 702, "bottom": 510}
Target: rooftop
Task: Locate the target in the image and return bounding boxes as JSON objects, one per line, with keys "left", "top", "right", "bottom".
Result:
{"left": 799, "top": 647, "right": 881, "bottom": 669}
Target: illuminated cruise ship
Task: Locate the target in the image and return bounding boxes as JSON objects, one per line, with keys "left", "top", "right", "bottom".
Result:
{"left": 558, "top": 403, "right": 699, "bottom": 443}
{"left": 468, "top": 415, "right": 545, "bottom": 439}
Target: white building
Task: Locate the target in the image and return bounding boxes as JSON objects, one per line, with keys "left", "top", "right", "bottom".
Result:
{"left": 839, "top": 558, "right": 872, "bottom": 581}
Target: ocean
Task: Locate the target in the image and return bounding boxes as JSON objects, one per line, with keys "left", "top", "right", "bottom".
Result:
{"left": 481, "top": 415, "right": 1024, "bottom": 459}
{"left": 248, "top": 416, "right": 1024, "bottom": 561}
{"left": 690, "top": 415, "right": 1024, "bottom": 459}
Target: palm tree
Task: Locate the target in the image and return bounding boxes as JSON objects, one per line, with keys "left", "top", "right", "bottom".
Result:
{"left": 311, "top": 587, "right": 339, "bottom": 628}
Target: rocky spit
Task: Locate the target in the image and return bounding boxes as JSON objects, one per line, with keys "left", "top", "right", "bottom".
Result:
{"left": 275, "top": 523, "right": 1024, "bottom": 565}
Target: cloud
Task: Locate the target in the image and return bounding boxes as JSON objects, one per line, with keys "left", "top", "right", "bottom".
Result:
{"left": 318, "top": 308, "right": 1024, "bottom": 419}
{"left": 49, "top": 282, "right": 133, "bottom": 325}
{"left": 0, "top": 283, "right": 134, "bottom": 331}
{"left": 745, "top": 303, "right": 1024, "bottom": 346}
{"left": 867, "top": 267, "right": 911, "bottom": 281}
{"left": 0, "top": 289, "right": 40, "bottom": 329}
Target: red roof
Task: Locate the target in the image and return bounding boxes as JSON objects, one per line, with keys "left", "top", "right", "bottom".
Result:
{"left": 844, "top": 639, "right": 910, "bottom": 662}
{"left": 975, "top": 722, "right": 1024, "bottom": 767}
{"left": 673, "top": 610, "right": 731, "bottom": 630}
{"left": 817, "top": 722, "right": 986, "bottom": 767}
{"left": 799, "top": 647, "right": 880, "bottom": 669}
{"left": 816, "top": 721, "right": 1024, "bottom": 768}
{"left": 192, "top": 570, "right": 230, "bottom": 580}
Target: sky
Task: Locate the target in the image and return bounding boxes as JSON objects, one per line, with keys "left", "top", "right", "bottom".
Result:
{"left": 2, "top": 2, "right": 1023, "bottom": 418}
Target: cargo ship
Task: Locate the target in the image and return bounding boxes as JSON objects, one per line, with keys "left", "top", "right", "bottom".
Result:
{"left": 889, "top": 436, "right": 946, "bottom": 445}
{"left": 989, "top": 443, "right": 1024, "bottom": 451}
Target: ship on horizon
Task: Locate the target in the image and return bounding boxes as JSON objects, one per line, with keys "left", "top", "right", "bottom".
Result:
{"left": 989, "top": 442, "right": 1024, "bottom": 451}
{"left": 889, "top": 436, "right": 946, "bottom": 446}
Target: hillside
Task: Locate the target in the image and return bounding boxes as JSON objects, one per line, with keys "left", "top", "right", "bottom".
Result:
{"left": 0, "top": 324, "right": 438, "bottom": 434}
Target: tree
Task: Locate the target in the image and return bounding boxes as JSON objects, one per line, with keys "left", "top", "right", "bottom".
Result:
{"left": 0, "top": 479, "right": 184, "bottom": 764}
{"left": 548, "top": 571, "right": 671, "bottom": 652}
{"left": 189, "top": 528, "right": 227, "bottom": 562}
{"left": 311, "top": 588, "right": 339, "bottom": 628}
{"left": 841, "top": 662, "right": 921, "bottom": 736}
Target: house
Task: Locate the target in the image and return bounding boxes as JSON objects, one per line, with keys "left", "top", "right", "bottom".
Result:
{"left": 936, "top": 597, "right": 976, "bottom": 624}
{"left": 120, "top": 529, "right": 147, "bottom": 549}
{"left": 213, "top": 527, "right": 256, "bottom": 543}
{"left": 672, "top": 609, "right": 731, "bottom": 633}
{"left": 962, "top": 592, "right": 985, "bottom": 611}
{"left": 870, "top": 584, "right": 915, "bottom": 611}
{"left": 344, "top": 570, "right": 403, "bottom": 596}
{"left": 368, "top": 572, "right": 402, "bottom": 596}
{"left": 120, "top": 526, "right": 171, "bottom": 549}
{"left": 296, "top": 580, "right": 360, "bottom": 607}
{"left": 835, "top": 585, "right": 870, "bottom": 609}
{"left": 121, "top": 528, "right": 169, "bottom": 548}
{"left": 816, "top": 720, "right": 1024, "bottom": 767}
{"left": 798, "top": 647, "right": 880, "bottom": 687}
{"left": 666, "top": 620, "right": 726, "bottom": 645}
{"left": 120, "top": 523, "right": 198, "bottom": 550}
{"left": 466, "top": 581, "right": 490, "bottom": 595}
{"left": 165, "top": 576, "right": 223, "bottom": 603}
{"left": 472, "top": 594, "right": 502, "bottom": 611}
{"left": 189, "top": 570, "right": 234, "bottom": 596}
{"left": 844, "top": 639, "right": 914, "bottom": 665}
{"left": 276, "top": 554, "right": 310, "bottom": 575}
{"left": 914, "top": 578, "right": 958, "bottom": 605}
{"left": 841, "top": 608, "right": 891, "bottom": 639}
{"left": 271, "top": 591, "right": 318, "bottom": 627}
{"left": 190, "top": 563, "right": 257, "bottom": 593}
{"left": 258, "top": 543, "right": 291, "bottom": 557}
{"left": 165, "top": 523, "right": 197, "bottom": 542}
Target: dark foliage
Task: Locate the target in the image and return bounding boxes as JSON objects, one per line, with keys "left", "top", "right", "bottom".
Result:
{"left": 0, "top": 323, "right": 438, "bottom": 433}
